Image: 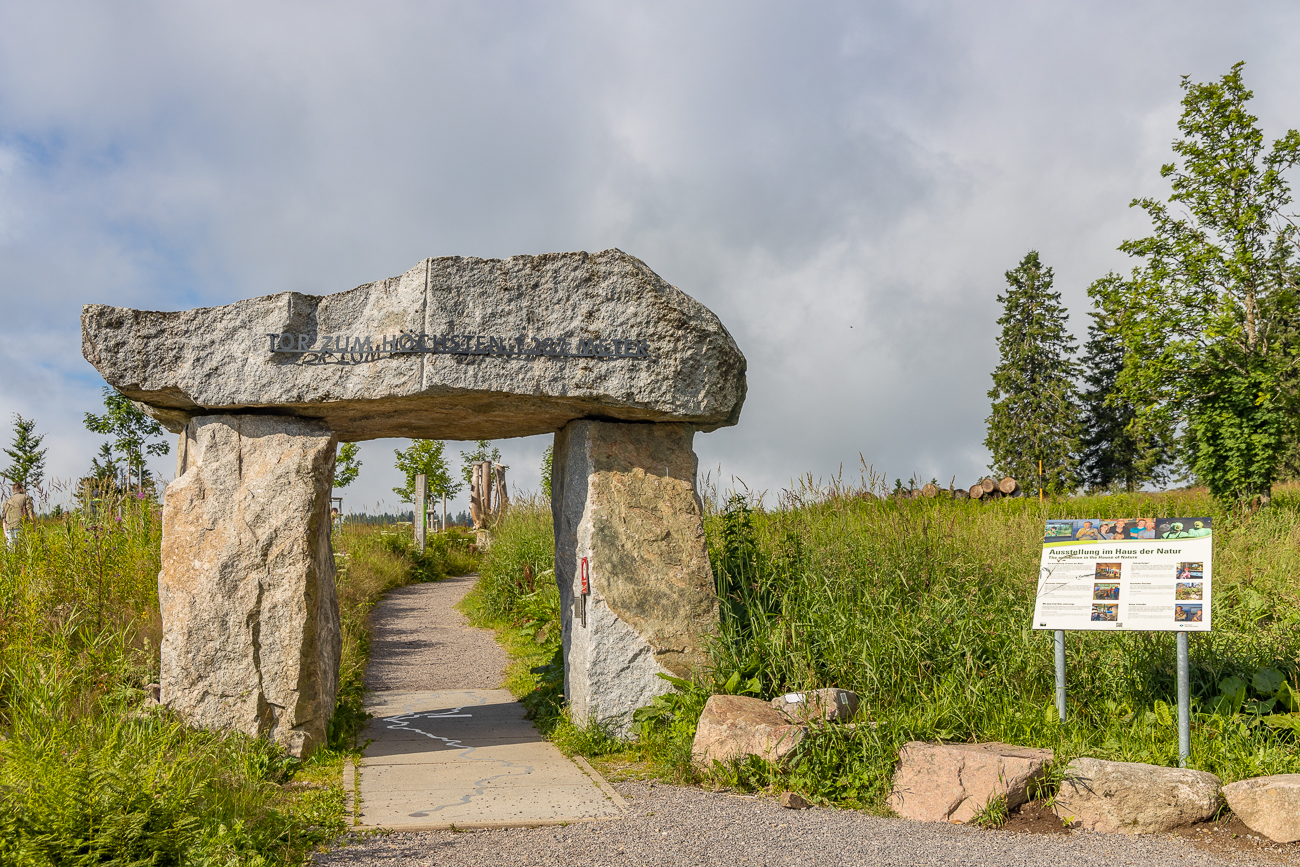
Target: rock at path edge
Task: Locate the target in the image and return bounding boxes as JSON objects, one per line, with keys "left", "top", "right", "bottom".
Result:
{"left": 1053, "top": 758, "right": 1221, "bottom": 834}
{"left": 771, "top": 688, "right": 859, "bottom": 723}
{"left": 1222, "top": 774, "right": 1300, "bottom": 843}
{"left": 691, "top": 695, "right": 807, "bottom": 769}
{"left": 887, "top": 741, "right": 1053, "bottom": 824}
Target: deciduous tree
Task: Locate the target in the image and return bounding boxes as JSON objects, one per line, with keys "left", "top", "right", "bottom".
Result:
{"left": 1108, "top": 62, "right": 1300, "bottom": 503}
{"left": 459, "top": 439, "right": 501, "bottom": 489}
{"left": 334, "top": 442, "right": 361, "bottom": 488}
{"left": 393, "top": 440, "right": 460, "bottom": 505}
{"left": 83, "top": 387, "right": 169, "bottom": 489}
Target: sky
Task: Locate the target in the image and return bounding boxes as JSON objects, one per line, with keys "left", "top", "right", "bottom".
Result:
{"left": 1, "top": 1, "right": 1299, "bottom": 514}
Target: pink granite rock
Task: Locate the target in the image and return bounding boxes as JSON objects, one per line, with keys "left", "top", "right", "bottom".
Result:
{"left": 1053, "top": 758, "right": 1221, "bottom": 834}
{"left": 1222, "top": 774, "right": 1300, "bottom": 843}
{"left": 691, "top": 695, "right": 807, "bottom": 769}
{"left": 770, "top": 688, "right": 859, "bottom": 723}
{"left": 887, "top": 741, "right": 1054, "bottom": 823}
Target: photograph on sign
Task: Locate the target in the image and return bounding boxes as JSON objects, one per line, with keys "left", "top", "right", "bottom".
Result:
{"left": 1033, "top": 517, "right": 1212, "bottom": 632}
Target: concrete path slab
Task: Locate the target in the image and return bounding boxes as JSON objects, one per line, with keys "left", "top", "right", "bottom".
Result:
{"left": 354, "top": 578, "right": 621, "bottom": 831}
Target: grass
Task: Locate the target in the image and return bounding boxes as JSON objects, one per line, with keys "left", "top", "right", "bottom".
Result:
{"left": 0, "top": 492, "right": 476, "bottom": 865}
{"left": 458, "top": 495, "right": 625, "bottom": 758}
{"left": 469, "top": 478, "right": 1300, "bottom": 813}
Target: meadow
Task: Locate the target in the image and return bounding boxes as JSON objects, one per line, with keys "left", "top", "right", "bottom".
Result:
{"left": 469, "top": 477, "right": 1300, "bottom": 811}
{"left": 0, "top": 492, "right": 471, "bottom": 866}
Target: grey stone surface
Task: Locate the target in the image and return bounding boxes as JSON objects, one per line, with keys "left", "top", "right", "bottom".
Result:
{"left": 1222, "top": 774, "right": 1300, "bottom": 843}
{"left": 312, "top": 780, "right": 1265, "bottom": 867}
{"left": 771, "top": 688, "right": 860, "bottom": 723}
{"left": 887, "top": 741, "right": 1053, "bottom": 824}
{"left": 358, "top": 690, "right": 621, "bottom": 830}
{"left": 691, "top": 694, "right": 807, "bottom": 769}
{"left": 160, "top": 414, "right": 340, "bottom": 757}
{"left": 552, "top": 419, "right": 717, "bottom": 735}
{"left": 1053, "top": 758, "right": 1221, "bottom": 834}
{"left": 82, "top": 249, "right": 747, "bottom": 440}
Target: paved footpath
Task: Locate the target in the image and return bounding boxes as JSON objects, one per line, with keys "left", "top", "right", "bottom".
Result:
{"left": 350, "top": 575, "right": 622, "bottom": 830}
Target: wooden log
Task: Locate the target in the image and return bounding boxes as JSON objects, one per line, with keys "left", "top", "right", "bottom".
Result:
{"left": 953, "top": 488, "right": 970, "bottom": 500}
{"left": 980, "top": 477, "right": 997, "bottom": 494}
{"left": 920, "top": 483, "right": 939, "bottom": 498}
{"left": 968, "top": 484, "right": 984, "bottom": 500}
{"left": 998, "top": 477, "right": 1018, "bottom": 495}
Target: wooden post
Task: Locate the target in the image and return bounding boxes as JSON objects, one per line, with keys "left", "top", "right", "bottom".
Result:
{"left": 414, "top": 473, "right": 426, "bottom": 553}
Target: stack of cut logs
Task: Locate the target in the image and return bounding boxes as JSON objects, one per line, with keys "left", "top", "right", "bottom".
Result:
{"left": 864, "top": 477, "right": 1023, "bottom": 501}
{"left": 961, "top": 476, "right": 1023, "bottom": 501}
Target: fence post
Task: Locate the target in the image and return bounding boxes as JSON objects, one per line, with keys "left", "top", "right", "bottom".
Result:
{"left": 414, "top": 473, "right": 426, "bottom": 553}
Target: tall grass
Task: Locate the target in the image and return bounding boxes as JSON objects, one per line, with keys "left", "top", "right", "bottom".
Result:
{"left": 0, "top": 496, "right": 342, "bottom": 865}
{"left": 0, "top": 497, "right": 478, "bottom": 864}
{"left": 475, "top": 479, "right": 1300, "bottom": 810}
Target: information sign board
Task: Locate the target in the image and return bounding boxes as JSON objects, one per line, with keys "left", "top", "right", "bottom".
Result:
{"left": 1032, "top": 517, "right": 1212, "bottom": 632}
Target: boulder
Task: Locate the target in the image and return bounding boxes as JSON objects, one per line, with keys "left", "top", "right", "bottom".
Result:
{"left": 159, "top": 414, "right": 340, "bottom": 757}
{"left": 1221, "top": 774, "right": 1300, "bottom": 843}
{"left": 771, "top": 688, "right": 859, "bottom": 723}
{"left": 1053, "top": 758, "right": 1221, "bottom": 834}
{"left": 780, "top": 792, "right": 811, "bottom": 809}
{"left": 553, "top": 419, "right": 717, "bottom": 736}
{"left": 887, "top": 742, "right": 1053, "bottom": 823}
{"left": 691, "top": 695, "right": 807, "bottom": 769}
{"left": 81, "top": 249, "right": 747, "bottom": 441}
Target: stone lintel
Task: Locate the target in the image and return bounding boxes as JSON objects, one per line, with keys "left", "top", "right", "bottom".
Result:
{"left": 82, "top": 249, "right": 747, "bottom": 439}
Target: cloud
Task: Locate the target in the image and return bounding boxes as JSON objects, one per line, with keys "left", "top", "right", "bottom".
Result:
{"left": 0, "top": 1, "right": 1298, "bottom": 509}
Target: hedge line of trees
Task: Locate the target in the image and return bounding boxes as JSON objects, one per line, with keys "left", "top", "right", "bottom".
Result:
{"left": 987, "top": 63, "right": 1300, "bottom": 505}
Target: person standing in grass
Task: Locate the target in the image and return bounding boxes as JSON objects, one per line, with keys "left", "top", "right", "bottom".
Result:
{"left": 2, "top": 482, "right": 35, "bottom": 547}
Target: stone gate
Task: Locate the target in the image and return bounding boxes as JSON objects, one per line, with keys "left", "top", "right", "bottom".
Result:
{"left": 81, "top": 249, "right": 746, "bottom": 756}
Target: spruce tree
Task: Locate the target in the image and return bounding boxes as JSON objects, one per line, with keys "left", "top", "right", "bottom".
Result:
{"left": 984, "top": 251, "right": 1082, "bottom": 494}
{"left": 1078, "top": 275, "right": 1170, "bottom": 491}
{"left": 3, "top": 414, "right": 47, "bottom": 490}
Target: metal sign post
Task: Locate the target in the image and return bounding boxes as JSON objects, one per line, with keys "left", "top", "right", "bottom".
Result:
{"left": 1053, "top": 629, "right": 1191, "bottom": 766}
{"left": 1055, "top": 630, "right": 1067, "bottom": 722}
{"left": 1035, "top": 516, "right": 1210, "bottom": 766}
{"left": 1177, "top": 632, "right": 1190, "bottom": 766}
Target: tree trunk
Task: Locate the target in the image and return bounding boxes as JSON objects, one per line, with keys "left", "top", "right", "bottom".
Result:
{"left": 968, "top": 484, "right": 984, "bottom": 500}
{"left": 998, "top": 477, "right": 1018, "bottom": 495}
{"left": 980, "top": 477, "right": 997, "bottom": 494}
{"left": 920, "top": 483, "right": 939, "bottom": 498}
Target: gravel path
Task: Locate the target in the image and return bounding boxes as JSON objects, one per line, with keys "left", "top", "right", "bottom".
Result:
{"left": 320, "top": 780, "right": 1282, "bottom": 867}
{"left": 363, "top": 575, "right": 507, "bottom": 692}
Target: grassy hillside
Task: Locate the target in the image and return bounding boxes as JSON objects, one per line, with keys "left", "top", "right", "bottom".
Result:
{"left": 473, "top": 483, "right": 1300, "bottom": 811}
